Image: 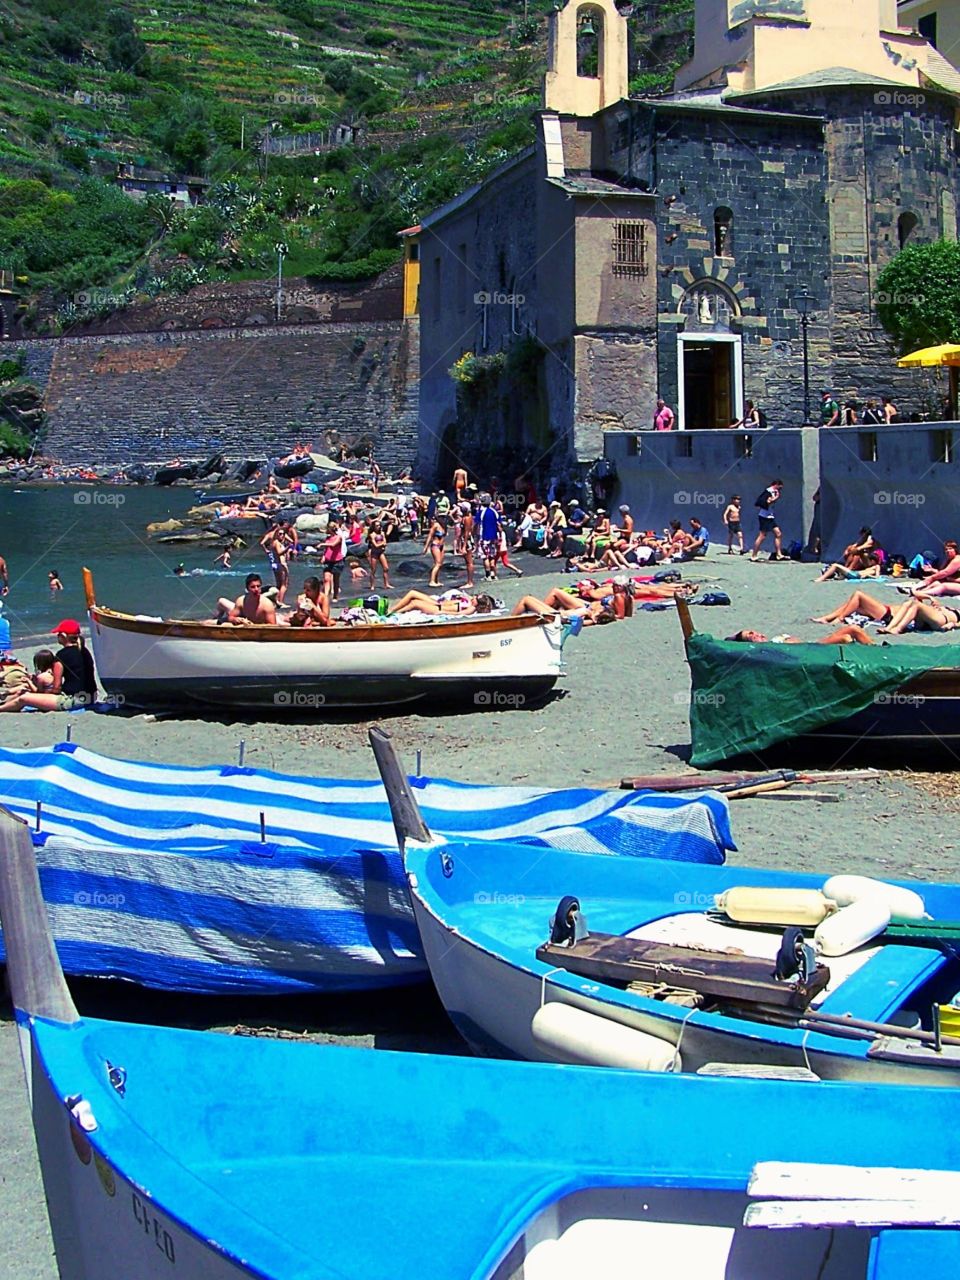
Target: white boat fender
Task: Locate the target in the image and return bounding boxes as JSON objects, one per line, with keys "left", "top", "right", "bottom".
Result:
{"left": 714, "top": 887, "right": 837, "bottom": 928}
{"left": 822, "top": 875, "right": 929, "bottom": 921}
{"left": 531, "top": 1002, "right": 681, "bottom": 1072}
{"left": 548, "top": 895, "right": 589, "bottom": 947}
{"left": 814, "top": 898, "right": 891, "bottom": 958}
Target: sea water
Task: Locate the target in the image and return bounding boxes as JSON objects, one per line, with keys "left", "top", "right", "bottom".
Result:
{"left": 0, "top": 486, "right": 264, "bottom": 644}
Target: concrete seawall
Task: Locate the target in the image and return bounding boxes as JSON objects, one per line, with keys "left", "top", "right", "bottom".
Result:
{"left": 605, "top": 424, "right": 960, "bottom": 562}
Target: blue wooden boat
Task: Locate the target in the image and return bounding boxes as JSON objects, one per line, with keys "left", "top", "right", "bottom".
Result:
{"left": 368, "top": 730, "right": 960, "bottom": 1085}
{"left": 0, "top": 743, "right": 731, "bottom": 995}
{"left": 3, "top": 807, "right": 960, "bottom": 1280}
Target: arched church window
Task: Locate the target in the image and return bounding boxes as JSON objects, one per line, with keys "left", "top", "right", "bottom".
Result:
{"left": 577, "top": 7, "right": 601, "bottom": 79}
{"left": 714, "top": 207, "right": 733, "bottom": 258}
{"left": 898, "top": 211, "right": 919, "bottom": 249}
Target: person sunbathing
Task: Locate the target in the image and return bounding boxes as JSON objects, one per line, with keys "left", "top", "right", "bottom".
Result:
{"left": 389, "top": 589, "right": 496, "bottom": 616}
{"left": 902, "top": 542, "right": 960, "bottom": 598}
{"left": 878, "top": 595, "right": 960, "bottom": 635}
{"left": 811, "top": 590, "right": 893, "bottom": 627}
{"left": 511, "top": 589, "right": 616, "bottom": 625}
{"left": 573, "top": 579, "right": 696, "bottom": 602}
{"left": 731, "top": 625, "right": 875, "bottom": 645}
{"left": 815, "top": 560, "right": 882, "bottom": 582}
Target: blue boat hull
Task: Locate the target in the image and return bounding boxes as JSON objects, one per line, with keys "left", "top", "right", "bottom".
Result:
{"left": 24, "top": 1014, "right": 960, "bottom": 1280}
{"left": 406, "top": 840, "right": 960, "bottom": 1084}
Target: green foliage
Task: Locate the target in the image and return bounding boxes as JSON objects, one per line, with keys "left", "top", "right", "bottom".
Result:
{"left": 306, "top": 248, "right": 399, "bottom": 280}
{"left": 0, "top": 176, "right": 153, "bottom": 286}
{"left": 876, "top": 240, "right": 960, "bottom": 353}
{"left": 363, "top": 28, "right": 396, "bottom": 48}
{"left": 0, "top": 351, "right": 26, "bottom": 383}
{"left": 0, "top": 420, "right": 33, "bottom": 458}
{"left": 0, "top": 0, "right": 695, "bottom": 315}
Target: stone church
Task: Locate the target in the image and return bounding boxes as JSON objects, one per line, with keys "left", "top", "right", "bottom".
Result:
{"left": 413, "top": 0, "right": 960, "bottom": 482}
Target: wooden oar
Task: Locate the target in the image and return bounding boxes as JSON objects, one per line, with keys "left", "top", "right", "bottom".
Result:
{"left": 749, "top": 1003, "right": 960, "bottom": 1049}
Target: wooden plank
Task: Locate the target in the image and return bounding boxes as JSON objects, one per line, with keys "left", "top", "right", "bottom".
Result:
{"left": 754, "top": 791, "right": 841, "bottom": 802}
{"left": 618, "top": 773, "right": 749, "bottom": 793}
{"left": 744, "top": 1200, "right": 960, "bottom": 1229}
{"left": 536, "top": 933, "right": 830, "bottom": 1009}
{"left": 748, "top": 1162, "right": 960, "bottom": 1203}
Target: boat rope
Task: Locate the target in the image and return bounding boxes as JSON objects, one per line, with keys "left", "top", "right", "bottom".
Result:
{"left": 670, "top": 1003, "right": 699, "bottom": 1071}
{"left": 800, "top": 1026, "right": 813, "bottom": 1075}
{"left": 539, "top": 967, "right": 566, "bottom": 1008}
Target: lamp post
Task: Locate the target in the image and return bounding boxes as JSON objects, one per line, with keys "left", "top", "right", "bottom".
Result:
{"left": 275, "top": 241, "right": 288, "bottom": 321}
{"left": 795, "top": 289, "right": 814, "bottom": 426}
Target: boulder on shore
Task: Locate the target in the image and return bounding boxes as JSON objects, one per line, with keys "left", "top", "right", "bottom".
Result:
{"left": 147, "top": 518, "right": 185, "bottom": 537}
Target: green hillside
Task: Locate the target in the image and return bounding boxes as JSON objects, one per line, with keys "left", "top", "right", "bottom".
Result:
{"left": 0, "top": 0, "right": 693, "bottom": 331}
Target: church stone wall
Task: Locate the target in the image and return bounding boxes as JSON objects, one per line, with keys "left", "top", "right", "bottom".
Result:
{"left": 606, "top": 102, "right": 829, "bottom": 426}
{"left": 418, "top": 155, "right": 542, "bottom": 480}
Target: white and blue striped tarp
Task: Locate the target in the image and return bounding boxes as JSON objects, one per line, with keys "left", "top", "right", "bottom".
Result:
{"left": 0, "top": 743, "right": 733, "bottom": 995}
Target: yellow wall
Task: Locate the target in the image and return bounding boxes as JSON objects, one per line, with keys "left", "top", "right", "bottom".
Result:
{"left": 899, "top": 1, "right": 960, "bottom": 72}
{"left": 676, "top": 0, "right": 932, "bottom": 93}
{"left": 402, "top": 241, "right": 420, "bottom": 317}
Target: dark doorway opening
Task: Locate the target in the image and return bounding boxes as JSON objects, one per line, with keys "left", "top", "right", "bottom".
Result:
{"left": 682, "top": 341, "right": 734, "bottom": 429}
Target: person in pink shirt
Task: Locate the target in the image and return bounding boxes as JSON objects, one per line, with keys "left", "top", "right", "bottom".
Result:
{"left": 654, "top": 397, "right": 675, "bottom": 431}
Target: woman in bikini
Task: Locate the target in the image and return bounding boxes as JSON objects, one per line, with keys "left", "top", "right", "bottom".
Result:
{"left": 510, "top": 590, "right": 616, "bottom": 625}
{"left": 423, "top": 514, "right": 447, "bottom": 588}
{"left": 811, "top": 590, "right": 895, "bottom": 628}
{"left": 879, "top": 595, "right": 960, "bottom": 635}
{"left": 366, "top": 519, "right": 393, "bottom": 591}
{"left": 389, "top": 590, "right": 495, "bottom": 617}
{"left": 732, "top": 626, "right": 875, "bottom": 645}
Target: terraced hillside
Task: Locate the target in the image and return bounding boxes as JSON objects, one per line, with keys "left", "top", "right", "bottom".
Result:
{"left": 0, "top": 0, "right": 694, "bottom": 324}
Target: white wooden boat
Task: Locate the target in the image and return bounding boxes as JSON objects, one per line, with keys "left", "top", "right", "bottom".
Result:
{"left": 4, "top": 805, "right": 960, "bottom": 1280}
{"left": 82, "top": 569, "right": 562, "bottom": 711}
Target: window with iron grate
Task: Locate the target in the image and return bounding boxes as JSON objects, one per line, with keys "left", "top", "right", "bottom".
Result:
{"left": 613, "top": 221, "right": 647, "bottom": 277}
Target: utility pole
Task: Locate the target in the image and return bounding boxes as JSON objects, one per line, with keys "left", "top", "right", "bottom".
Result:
{"left": 275, "top": 242, "right": 288, "bottom": 321}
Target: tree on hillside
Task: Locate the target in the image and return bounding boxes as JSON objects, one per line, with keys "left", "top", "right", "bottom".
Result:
{"left": 876, "top": 239, "right": 960, "bottom": 354}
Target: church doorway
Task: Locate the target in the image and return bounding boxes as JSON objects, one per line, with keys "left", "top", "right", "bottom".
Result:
{"left": 677, "top": 333, "right": 742, "bottom": 429}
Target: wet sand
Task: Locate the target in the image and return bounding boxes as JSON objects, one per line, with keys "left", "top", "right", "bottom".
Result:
{"left": 3, "top": 547, "right": 960, "bottom": 1275}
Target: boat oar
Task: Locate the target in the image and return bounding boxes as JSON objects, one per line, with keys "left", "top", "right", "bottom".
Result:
{"left": 369, "top": 727, "right": 434, "bottom": 856}
{"left": 749, "top": 1003, "right": 960, "bottom": 1050}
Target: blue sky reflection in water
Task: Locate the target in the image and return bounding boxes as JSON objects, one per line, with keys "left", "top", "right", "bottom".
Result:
{"left": 0, "top": 487, "right": 260, "bottom": 643}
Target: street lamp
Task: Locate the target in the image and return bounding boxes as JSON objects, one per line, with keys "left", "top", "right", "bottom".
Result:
{"left": 275, "top": 241, "right": 288, "bottom": 321}
{"left": 795, "top": 289, "right": 814, "bottom": 426}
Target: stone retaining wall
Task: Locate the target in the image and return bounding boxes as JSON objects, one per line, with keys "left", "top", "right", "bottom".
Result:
{"left": 19, "top": 318, "right": 420, "bottom": 469}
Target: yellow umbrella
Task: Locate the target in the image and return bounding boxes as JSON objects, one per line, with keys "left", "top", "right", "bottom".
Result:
{"left": 897, "top": 343, "right": 960, "bottom": 367}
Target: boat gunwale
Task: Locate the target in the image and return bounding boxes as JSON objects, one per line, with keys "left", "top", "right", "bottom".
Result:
{"left": 88, "top": 605, "right": 552, "bottom": 644}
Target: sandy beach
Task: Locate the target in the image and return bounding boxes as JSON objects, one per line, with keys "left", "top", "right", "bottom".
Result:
{"left": 3, "top": 547, "right": 960, "bottom": 1276}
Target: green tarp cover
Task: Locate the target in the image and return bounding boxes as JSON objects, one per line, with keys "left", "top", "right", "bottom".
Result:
{"left": 687, "top": 632, "right": 960, "bottom": 766}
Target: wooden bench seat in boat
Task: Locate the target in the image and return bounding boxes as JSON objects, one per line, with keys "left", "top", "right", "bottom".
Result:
{"left": 535, "top": 932, "right": 830, "bottom": 1010}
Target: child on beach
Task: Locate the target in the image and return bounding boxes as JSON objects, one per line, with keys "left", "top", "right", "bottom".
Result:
{"left": 48, "top": 569, "right": 63, "bottom": 592}
{"left": 32, "top": 649, "right": 58, "bottom": 691}
{"left": 213, "top": 549, "right": 232, "bottom": 571}
{"left": 722, "top": 497, "right": 743, "bottom": 555}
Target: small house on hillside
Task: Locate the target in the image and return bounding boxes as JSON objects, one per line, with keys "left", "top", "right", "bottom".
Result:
{"left": 115, "top": 164, "right": 208, "bottom": 207}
